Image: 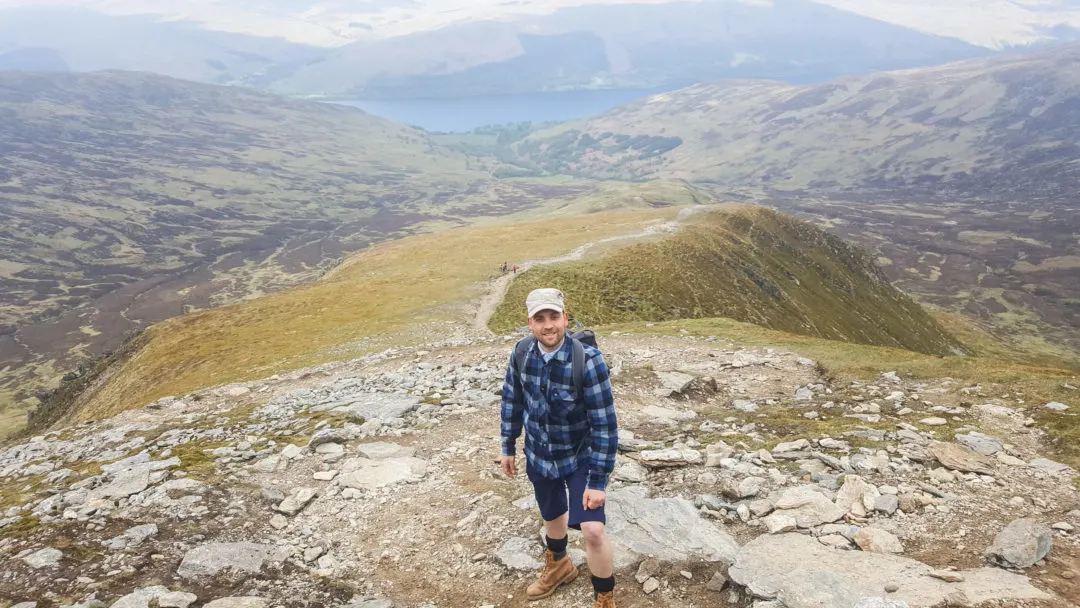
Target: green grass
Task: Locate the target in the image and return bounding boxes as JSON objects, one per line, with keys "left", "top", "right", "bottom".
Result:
{"left": 68, "top": 204, "right": 680, "bottom": 423}
{"left": 490, "top": 206, "right": 964, "bottom": 356}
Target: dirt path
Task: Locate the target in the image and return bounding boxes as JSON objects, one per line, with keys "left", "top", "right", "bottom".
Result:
{"left": 472, "top": 206, "right": 702, "bottom": 332}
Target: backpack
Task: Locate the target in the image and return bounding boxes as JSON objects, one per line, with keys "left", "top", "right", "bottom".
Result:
{"left": 514, "top": 329, "right": 597, "bottom": 397}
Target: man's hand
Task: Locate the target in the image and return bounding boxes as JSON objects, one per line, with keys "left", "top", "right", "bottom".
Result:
{"left": 583, "top": 489, "right": 606, "bottom": 510}
{"left": 500, "top": 455, "right": 517, "bottom": 479}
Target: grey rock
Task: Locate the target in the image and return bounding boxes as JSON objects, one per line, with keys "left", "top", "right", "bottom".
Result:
{"left": 638, "top": 447, "right": 702, "bottom": 467}
{"left": 109, "top": 586, "right": 170, "bottom": 608}
{"left": 347, "top": 601, "right": 393, "bottom": 608}
{"left": 795, "top": 387, "right": 814, "bottom": 401}
{"left": 308, "top": 428, "right": 348, "bottom": 449}
{"left": 773, "top": 439, "right": 810, "bottom": 454}
{"left": 158, "top": 592, "right": 199, "bottom": 608}
{"left": 177, "top": 543, "right": 282, "bottom": 578}
{"left": 656, "top": 371, "right": 695, "bottom": 393}
{"left": 641, "top": 404, "right": 696, "bottom": 423}
{"left": 873, "top": 495, "right": 899, "bottom": 515}
{"left": 1045, "top": 402, "right": 1069, "bottom": 411}
{"left": 772, "top": 486, "right": 845, "bottom": 528}
{"left": 281, "top": 444, "right": 303, "bottom": 459}
{"left": 340, "top": 457, "right": 427, "bottom": 489}
{"left": 315, "top": 442, "right": 344, "bottom": 455}
{"left": 275, "top": 487, "right": 317, "bottom": 516}
{"left": 854, "top": 528, "right": 904, "bottom": 554}
{"left": 835, "top": 475, "right": 880, "bottom": 518}
{"left": 355, "top": 443, "right": 416, "bottom": 460}
{"left": 955, "top": 432, "right": 1003, "bottom": 456}
{"left": 642, "top": 577, "right": 660, "bottom": 594}
{"left": 106, "top": 523, "right": 159, "bottom": 550}
{"left": 612, "top": 459, "right": 648, "bottom": 483}
{"left": 920, "top": 417, "right": 948, "bottom": 426}
{"left": 202, "top": 600, "right": 268, "bottom": 608}
{"left": 313, "top": 394, "right": 419, "bottom": 422}
{"left": 12, "top": 603, "right": 38, "bottom": 608}
{"left": 985, "top": 519, "right": 1053, "bottom": 569}
{"left": 928, "top": 442, "right": 995, "bottom": 475}
{"left": 1052, "top": 522, "right": 1074, "bottom": 532}
{"left": 606, "top": 486, "right": 739, "bottom": 570}
{"left": 22, "top": 547, "right": 62, "bottom": 569}
{"left": 733, "top": 399, "right": 759, "bottom": 413}
{"left": 1028, "top": 458, "right": 1074, "bottom": 475}
{"left": 260, "top": 487, "right": 286, "bottom": 505}
{"left": 635, "top": 557, "right": 661, "bottom": 583}
{"left": 763, "top": 513, "right": 797, "bottom": 534}
{"left": 706, "top": 571, "right": 729, "bottom": 592}
{"left": 729, "top": 533, "right": 1050, "bottom": 608}
{"left": 496, "top": 537, "right": 543, "bottom": 571}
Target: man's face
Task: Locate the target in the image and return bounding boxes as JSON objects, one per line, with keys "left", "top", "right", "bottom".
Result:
{"left": 527, "top": 309, "right": 569, "bottom": 350}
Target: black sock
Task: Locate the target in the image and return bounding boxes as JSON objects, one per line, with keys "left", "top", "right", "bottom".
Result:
{"left": 545, "top": 535, "right": 568, "bottom": 560}
{"left": 592, "top": 575, "right": 615, "bottom": 594}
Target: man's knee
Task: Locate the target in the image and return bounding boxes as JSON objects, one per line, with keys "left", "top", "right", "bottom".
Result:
{"left": 580, "top": 521, "right": 607, "bottom": 546}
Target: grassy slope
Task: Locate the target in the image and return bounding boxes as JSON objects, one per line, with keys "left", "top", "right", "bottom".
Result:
{"left": 63, "top": 204, "right": 681, "bottom": 424}
{"left": 490, "top": 206, "right": 964, "bottom": 356}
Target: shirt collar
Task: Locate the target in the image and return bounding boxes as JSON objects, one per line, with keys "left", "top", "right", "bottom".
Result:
{"left": 535, "top": 335, "right": 572, "bottom": 362}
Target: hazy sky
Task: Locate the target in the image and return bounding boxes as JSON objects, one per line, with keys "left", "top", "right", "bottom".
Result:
{"left": 2, "top": 0, "right": 1079, "bottom": 47}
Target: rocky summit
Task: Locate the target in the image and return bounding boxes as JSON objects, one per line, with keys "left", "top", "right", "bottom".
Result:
{"left": 1, "top": 332, "right": 1078, "bottom": 607}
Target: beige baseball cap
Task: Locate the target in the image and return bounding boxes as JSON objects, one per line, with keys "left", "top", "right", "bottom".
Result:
{"left": 526, "top": 288, "right": 565, "bottom": 317}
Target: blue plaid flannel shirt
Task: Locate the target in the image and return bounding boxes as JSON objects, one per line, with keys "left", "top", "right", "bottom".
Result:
{"left": 501, "top": 336, "right": 618, "bottom": 491}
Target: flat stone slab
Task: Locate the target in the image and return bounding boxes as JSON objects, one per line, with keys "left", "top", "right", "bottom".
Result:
{"left": 928, "top": 442, "right": 995, "bottom": 475}
{"left": 313, "top": 394, "right": 419, "bottom": 422}
{"left": 605, "top": 486, "right": 739, "bottom": 570}
{"left": 21, "top": 547, "right": 62, "bottom": 569}
{"left": 496, "top": 537, "right": 544, "bottom": 571}
{"left": 728, "top": 533, "right": 1051, "bottom": 608}
{"left": 340, "top": 457, "right": 427, "bottom": 490}
{"left": 355, "top": 443, "right": 416, "bottom": 460}
{"left": 177, "top": 543, "right": 285, "bottom": 578}
{"left": 203, "top": 600, "right": 268, "bottom": 608}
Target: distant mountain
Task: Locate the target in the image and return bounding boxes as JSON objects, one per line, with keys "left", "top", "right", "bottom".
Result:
{"left": 513, "top": 42, "right": 1080, "bottom": 198}
{"left": 1, "top": 2, "right": 990, "bottom": 99}
{"left": 0, "top": 6, "right": 321, "bottom": 86}
{"left": 269, "top": 0, "right": 989, "bottom": 98}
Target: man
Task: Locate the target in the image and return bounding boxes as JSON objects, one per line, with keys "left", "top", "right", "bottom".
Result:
{"left": 501, "top": 288, "right": 619, "bottom": 608}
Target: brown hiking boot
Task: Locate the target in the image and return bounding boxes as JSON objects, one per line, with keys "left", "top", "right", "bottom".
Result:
{"left": 526, "top": 550, "right": 578, "bottom": 601}
{"left": 593, "top": 591, "right": 615, "bottom": 608}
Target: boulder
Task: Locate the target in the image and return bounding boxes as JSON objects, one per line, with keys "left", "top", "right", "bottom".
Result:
{"left": 355, "top": 443, "right": 416, "bottom": 460}
{"left": 655, "top": 371, "right": 695, "bottom": 394}
{"left": 109, "top": 586, "right": 170, "bottom": 608}
{"left": 638, "top": 447, "right": 702, "bottom": 468}
{"left": 308, "top": 428, "right": 348, "bottom": 450}
{"left": 605, "top": 486, "right": 739, "bottom": 570}
{"left": 954, "top": 432, "right": 1003, "bottom": 456}
{"left": 21, "top": 547, "right": 62, "bottom": 569}
{"left": 729, "top": 533, "right": 1051, "bottom": 608}
{"left": 835, "top": 476, "right": 880, "bottom": 517}
{"left": 176, "top": 543, "right": 284, "bottom": 578}
{"left": 275, "top": 487, "right": 317, "bottom": 516}
{"left": 854, "top": 528, "right": 904, "bottom": 554}
{"left": 928, "top": 442, "right": 995, "bottom": 475}
{"left": 1028, "top": 458, "right": 1074, "bottom": 476}
{"left": 772, "top": 486, "right": 845, "bottom": 528}
{"left": 496, "top": 537, "right": 543, "bottom": 571}
{"left": 641, "top": 405, "right": 696, "bottom": 423}
{"left": 340, "top": 457, "right": 427, "bottom": 490}
{"left": 202, "top": 600, "right": 268, "bottom": 608}
{"left": 985, "top": 519, "right": 1053, "bottom": 569}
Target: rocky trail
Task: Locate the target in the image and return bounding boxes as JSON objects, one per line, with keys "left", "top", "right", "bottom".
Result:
{"left": 472, "top": 207, "right": 701, "bottom": 332}
{"left": 1, "top": 328, "right": 1078, "bottom": 608}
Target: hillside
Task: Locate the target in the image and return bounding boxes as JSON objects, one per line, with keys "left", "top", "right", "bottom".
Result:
{"left": 514, "top": 42, "right": 1080, "bottom": 195}
{"left": 489, "top": 207, "right": 964, "bottom": 356}
{"left": 0, "top": 69, "right": 544, "bottom": 435}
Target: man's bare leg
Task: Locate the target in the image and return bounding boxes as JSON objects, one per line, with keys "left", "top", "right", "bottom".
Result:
{"left": 545, "top": 512, "right": 569, "bottom": 542}
{"left": 581, "top": 521, "right": 613, "bottom": 578}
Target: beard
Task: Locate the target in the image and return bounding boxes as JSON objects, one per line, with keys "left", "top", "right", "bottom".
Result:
{"left": 538, "top": 329, "right": 564, "bottom": 349}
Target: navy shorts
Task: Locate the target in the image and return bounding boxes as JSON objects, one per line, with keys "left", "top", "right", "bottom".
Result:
{"left": 527, "top": 461, "right": 606, "bottom": 530}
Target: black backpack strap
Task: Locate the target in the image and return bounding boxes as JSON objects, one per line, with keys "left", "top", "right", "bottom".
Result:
{"left": 571, "top": 335, "right": 585, "bottom": 397}
{"left": 514, "top": 335, "right": 537, "bottom": 375}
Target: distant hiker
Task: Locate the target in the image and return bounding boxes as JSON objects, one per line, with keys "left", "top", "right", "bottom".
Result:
{"left": 501, "top": 288, "right": 618, "bottom": 607}
{"left": 502, "top": 261, "right": 508, "bottom": 273}
{"left": 513, "top": 264, "right": 518, "bottom": 273}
